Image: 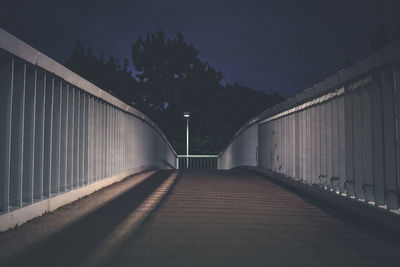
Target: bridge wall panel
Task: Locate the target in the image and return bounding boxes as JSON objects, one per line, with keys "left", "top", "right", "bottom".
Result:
{"left": 218, "top": 124, "right": 257, "bottom": 169}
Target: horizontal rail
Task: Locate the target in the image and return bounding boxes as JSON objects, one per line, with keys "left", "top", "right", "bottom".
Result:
{"left": 0, "top": 27, "right": 176, "bottom": 155}
{"left": 220, "top": 40, "right": 400, "bottom": 155}
{"left": 177, "top": 155, "right": 219, "bottom": 158}
{"left": 176, "top": 155, "right": 219, "bottom": 170}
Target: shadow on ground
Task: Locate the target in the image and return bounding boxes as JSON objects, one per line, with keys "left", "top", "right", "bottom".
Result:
{"left": 2, "top": 170, "right": 172, "bottom": 267}
{"left": 244, "top": 168, "right": 400, "bottom": 245}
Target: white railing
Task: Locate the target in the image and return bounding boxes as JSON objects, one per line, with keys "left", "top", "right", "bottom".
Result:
{"left": 219, "top": 40, "right": 400, "bottom": 212}
{"left": 0, "top": 28, "right": 177, "bottom": 214}
{"left": 176, "top": 155, "right": 218, "bottom": 169}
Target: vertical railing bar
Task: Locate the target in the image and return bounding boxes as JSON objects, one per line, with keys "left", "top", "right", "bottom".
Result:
{"left": 118, "top": 111, "right": 121, "bottom": 173}
{"left": 101, "top": 103, "right": 105, "bottom": 179}
{"left": 4, "top": 57, "right": 14, "bottom": 211}
{"left": 75, "top": 88, "right": 80, "bottom": 188}
{"left": 55, "top": 80, "right": 62, "bottom": 195}
{"left": 22, "top": 65, "right": 36, "bottom": 204}
{"left": 96, "top": 100, "right": 100, "bottom": 181}
{"left": 44, "top": 75, "right": 54, "bottom": 197}
{"left": 36, "top": 70, "right": 45, "bottom": 200}
{"left": 87, "top": 97, "right": 91, "bottom": 184}
{"left": 69, "top": 86, "right": 75, "bottom": 190}
{"left": 66, "top": 85, "right": 71, "bottom": 190}
{"left": 105, "top": 104, "right": 108, "bottom": 177}
{"left": 63, "top": 84, "right": 69, "bottom": 191}
{"left": 29, "top": 68, "right": 37, "bottom": 202}
{"left": 84, "top": 95, "right": 88, "bottom": 185}
{"left": 18, "top": 63, "right": 26, "bottom": 206}
{"left": 392, "top": 69, "right": 400, "bottom": 206}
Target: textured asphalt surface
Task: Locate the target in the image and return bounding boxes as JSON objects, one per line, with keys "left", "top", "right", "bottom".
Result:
{"left": 0, "top": 170, "right": 172, "bottom": 267}
{"left": 107, "top": 170, "right": 400, "bottom": 267}
{"left": 1, "top": 169, "right": 400, "bottom": 266}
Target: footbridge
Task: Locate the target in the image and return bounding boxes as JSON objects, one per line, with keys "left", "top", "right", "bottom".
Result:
{"left": 1, "top": 28, "right": 400, "bottom": 266}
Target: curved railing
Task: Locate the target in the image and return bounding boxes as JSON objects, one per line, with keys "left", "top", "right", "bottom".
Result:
{"left": 219, "top": 40, "right": 400, "bottom": 214}
{"left": 0, "top": 28, "right": 177, "bottom": 217}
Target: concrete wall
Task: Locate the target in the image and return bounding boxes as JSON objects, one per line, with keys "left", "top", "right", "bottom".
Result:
{"left": 218, "top": 40, "right": 400, "bottom": 212}
{"left": 219, "top": 124, "right": 258, "bottom": 169}
{"left": 0, "top": 28, "right": 176, "bottom": 219}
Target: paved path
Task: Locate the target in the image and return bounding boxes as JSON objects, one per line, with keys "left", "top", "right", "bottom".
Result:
{"left": 0, "top": 170, "right": 173, "bottom": 267}
{"left": 107, "top": 170, "right": 400, "bottom": 267}
{"left": 1, "top": 169, "right": 399, "bottom": 266}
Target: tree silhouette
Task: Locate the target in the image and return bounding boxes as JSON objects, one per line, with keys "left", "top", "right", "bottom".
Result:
{"left": 64, "top": 41, "right": 143, "bottom": 107}
{"left": 65, "top": 31, "right": 284, "bottom": 154}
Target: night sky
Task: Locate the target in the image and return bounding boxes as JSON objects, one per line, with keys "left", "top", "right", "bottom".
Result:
{"left": 1, "top": 0, "right": 400, "bottom": 97}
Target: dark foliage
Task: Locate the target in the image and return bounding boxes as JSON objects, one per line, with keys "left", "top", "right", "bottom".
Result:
{"left": 64, "top": 31, "right": 284, "bottom": 154}
{"left": 64, "top": 40, "right": 142, "bottom": 106}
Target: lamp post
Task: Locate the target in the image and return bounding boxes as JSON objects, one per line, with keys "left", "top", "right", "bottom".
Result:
{"left": 183, "top": 112, "right": 190, "bottom": 168}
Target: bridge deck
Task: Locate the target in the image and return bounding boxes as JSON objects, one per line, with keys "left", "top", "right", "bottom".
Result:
{"left": 1, "top": 170, "right": 399, "bottom": 266}
{"left": 108, "top": 170, "right": 399, "bottom": 266}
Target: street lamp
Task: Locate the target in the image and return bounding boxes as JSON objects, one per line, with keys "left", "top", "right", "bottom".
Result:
{"left": 183, "top": 112, "right": 190, "bottom": 168}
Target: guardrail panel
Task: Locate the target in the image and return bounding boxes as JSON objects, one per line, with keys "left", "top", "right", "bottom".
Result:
{"left": 9, "top": 59, "right": 25, "bottom": 208}
{"left": 83, "top": 94, "right": 89, "bottom": 185}
{"left": 362, "top": 85, "right": 374, "bottom": 202}
{"left": 382, "top": 71, "right": 399, "bottom": 209}
{"left": 353, "top": 89, "right": 364, "bottom": 200}
{"left": 50, "top": 78, "right": 61, "bottom": 195}
{"left": 60, "top": 82, "right": 68, "bottom": 192}
{"left": 78, "top": 91, "right": 85, "bottom": 186}
{"left": 33, "top": 69, "right": 45, "bottom": 200}
{"left": 338, "top": 97, "right": 346, "bottom": 194}
{"left": 66, "top": 85, "right": 74, "bottom": 190}
{"left": 0, "top": 52, "right": 13, "bottom": 212}
{"left": 72, "top": 87, "right": 80, "bottom": 188}
{"left": 22, "top": 64, "right": 35, "bottom": 204}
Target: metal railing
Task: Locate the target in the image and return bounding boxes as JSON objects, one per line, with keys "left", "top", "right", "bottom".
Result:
{"left": 0, "top": 28, "right": 177, "bottom": 214}
{"left": 176, "top": 155, "right": 218, "bottom": 170}
{"left": 219, "top": 40, "right": 400, "bottom": 212}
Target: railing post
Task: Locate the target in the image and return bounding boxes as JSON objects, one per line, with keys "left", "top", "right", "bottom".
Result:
{"left": 0, "top": 53, "right": 13, "bottom": 212}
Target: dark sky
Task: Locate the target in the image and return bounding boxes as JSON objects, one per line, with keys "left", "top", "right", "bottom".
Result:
{"left": 1, "top": 0, "right": 400, "bottom": 97}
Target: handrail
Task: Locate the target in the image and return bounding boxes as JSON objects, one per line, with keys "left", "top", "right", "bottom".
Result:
{"left": 218, "top": 40, "right": 400, "bottom": 213}
{"left": 177, "top": 155, "right": 218, "bottom": 158}
{"left": 0, "top": 27, "right": 178, "bottom": 221}
{"left": 176, "top": 155, "right": 219, "bottom": 169}
{"left": 0, "top": 27, "right": 176, "bottom": 156}
{"left": 219, "top": 40, "right": 400, "bottom": 156}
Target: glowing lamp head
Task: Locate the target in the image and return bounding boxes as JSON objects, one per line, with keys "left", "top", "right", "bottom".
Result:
{"left": 183, "top": 112, "right": 190, "bottom": 118}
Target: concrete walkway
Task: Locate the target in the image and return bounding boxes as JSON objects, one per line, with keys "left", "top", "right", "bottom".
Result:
{"left": 0, "top": 170, "right": 173, "bottom": 267}
{"left": 107, "top": 170, "right": 400, "bottom": 267}
{"left": 1, "top": 169, "right": 399, "bottom": 266}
